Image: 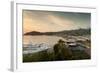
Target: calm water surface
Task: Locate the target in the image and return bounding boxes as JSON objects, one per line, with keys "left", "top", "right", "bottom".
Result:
{"left": 23, "top": 35, "right": 66, "bottom": 47}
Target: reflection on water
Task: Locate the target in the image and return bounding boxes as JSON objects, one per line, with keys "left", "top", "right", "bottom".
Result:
{"left": 23, "top": 35, "right": 66, "bottom": 47}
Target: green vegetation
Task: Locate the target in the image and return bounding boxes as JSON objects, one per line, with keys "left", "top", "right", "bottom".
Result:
{"left": 23, "top": 50, "right": 49, "bottom": 62}
{"left": 70, "top": 50, "right": 90, "bottom": 60}
{"left": 23, "top": 39, "right": 90, "bottom": 62}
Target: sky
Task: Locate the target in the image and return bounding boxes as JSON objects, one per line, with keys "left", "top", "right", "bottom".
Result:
{"left": 23, "top": 10, "right": 91, "bottom": 33}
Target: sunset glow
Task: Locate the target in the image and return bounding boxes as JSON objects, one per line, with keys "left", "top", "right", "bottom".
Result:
{"left": 23, "top": 10, "right": 90, "bottom": 33}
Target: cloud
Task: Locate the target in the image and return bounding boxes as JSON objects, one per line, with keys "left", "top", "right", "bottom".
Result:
{"left": 23, "top": 10, "right": 90, "bottom": 33}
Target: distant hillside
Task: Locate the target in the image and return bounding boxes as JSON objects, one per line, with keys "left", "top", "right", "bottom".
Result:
{"left": 24, "top": 31, "right": 43, "bottom": 35}
{"left": 24, "top": 28, "right": 91, "bottom": 36}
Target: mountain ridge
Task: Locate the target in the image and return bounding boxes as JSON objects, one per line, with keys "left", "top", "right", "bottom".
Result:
{"left": 24, "top": 28, "right": 91, "bottom": 36}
